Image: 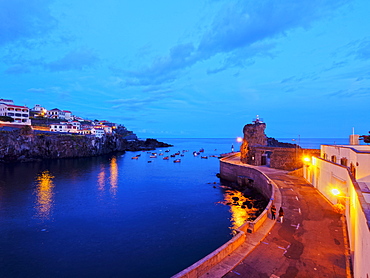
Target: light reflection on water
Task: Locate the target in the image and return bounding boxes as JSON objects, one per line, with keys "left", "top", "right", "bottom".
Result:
{"left": 109, "top": 156, "right": 118, "bottom": 196}
{"left": 34, "top": 170, "right": 55, "bottom": 220}
{"left": 222, "top": 190, "right": 260, "bottom": 231}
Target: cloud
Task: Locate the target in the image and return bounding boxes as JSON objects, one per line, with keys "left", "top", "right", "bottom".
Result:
{"left": 123, "top": 43, "right": 196, "bottom": 86}
{"left": 27, "top": 88, "right": 46, "bottom": 93}
{"left": 4, "top": 64, "right": 30, "bottom": 75}
{"left": 108, "top": 90, "right": 172, "bottom": 111}
{"left": 124, "top": 0, "right": 348, "bottom": 86}
{"left": 328, "top": 87, "right": 370, "bottom": 98}
{"left": 353, "top": 38, "right": 370, "bottom": 61}
{"left": 46, "top": 49, "right": 99, "bottom": 72}
{"left": 0, "top": 0, "right": 56, "bottom": 46}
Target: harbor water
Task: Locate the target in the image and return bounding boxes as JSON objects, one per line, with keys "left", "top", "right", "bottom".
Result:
{"left": 0, "top": 138, "right": 349, "bottom": 277}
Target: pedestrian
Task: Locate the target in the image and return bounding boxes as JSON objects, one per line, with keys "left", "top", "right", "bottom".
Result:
{"left": 231, "top": 144, "right": 234, "bottom": 152}
{"left": 270, "top": 204, "right": 276, "bottom": 220}
{"left": 278, "top": 207, "right": 284, "bottom": 223}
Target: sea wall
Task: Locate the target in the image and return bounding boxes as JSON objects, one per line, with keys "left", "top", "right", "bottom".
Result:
{"left": 172, "top": 155, "right": 275, "bottom": 278}
{"left": 219, "top": 154, "right": 273, "bottom": 200}
{"left": 0, "top": 129, "right": 171, "bottom": 162}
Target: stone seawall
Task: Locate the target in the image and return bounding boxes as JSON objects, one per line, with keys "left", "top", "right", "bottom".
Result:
{"left": 219, "top": 154, "right": 273, "bottom": 200}
{"left": 172, "top": 155, "right": 276, "bottom": 278}
{"left": 0, "top": 129, "right": 171, "bottom": 162}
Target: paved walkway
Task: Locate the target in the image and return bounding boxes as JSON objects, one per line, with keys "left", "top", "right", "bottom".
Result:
{"left": 202, "top": 156, "right": 350, "bottom": 278}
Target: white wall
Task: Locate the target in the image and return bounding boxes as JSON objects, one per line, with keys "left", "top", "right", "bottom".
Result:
{"left": 304, "top": 145, "right": 370, "bottom": 278}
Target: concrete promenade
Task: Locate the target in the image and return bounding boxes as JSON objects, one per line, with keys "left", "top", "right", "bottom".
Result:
{"left": 202, "top": 155, "right": 350, "bottom": 278}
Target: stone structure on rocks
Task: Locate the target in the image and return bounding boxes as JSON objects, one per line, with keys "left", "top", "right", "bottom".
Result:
{"left": 240, "top": 117, "right": 268, "bottom": 164}
{"left": 239, "top": 117, "right": 319, "bottom": 170}
{"left": 0, "top": 127, "right": 172, "bottom": 162}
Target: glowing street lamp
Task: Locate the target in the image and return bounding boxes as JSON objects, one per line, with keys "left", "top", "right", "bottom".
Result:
{"left": 331, "top": 188, "right": 341, "bottom": 196}
{"left": 236, "top": 137, "right": 243, "bottom": 143}
{"left": 303, "top": 156, "right": 311, "bottom": 163}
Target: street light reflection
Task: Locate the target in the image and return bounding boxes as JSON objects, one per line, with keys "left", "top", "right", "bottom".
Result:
{"left": 34, "top": 170, "right": 55, "bottom": 220}
{"left": 222, "top": 190, "right": 259, "bottom": 232}
{"left": 109, "top": 156, "right": 118, "bottom": 196}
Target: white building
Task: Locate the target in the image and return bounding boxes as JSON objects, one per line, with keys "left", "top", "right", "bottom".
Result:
{"left": 50, "top": 123, "right": 68, "bottom": 132}
{"left": 303, "top": 137, "right": 370, "bottom": 278}
{"left": 31, "top": 104, "right": 47, "bottom": 117}
{"left": 0, "top": 102, "right": 31, "bottom": 125}
{"left": 63, "top": 110, "right": 72, "bottom": 120}
{"left": 91, "top": 127, "right": 105, "bottom": 138}
{"left": 50, "top": 121, "right": 81, "bottom": 133}
{"left": 47, "top": 108, "right": 66, "bottom": 119}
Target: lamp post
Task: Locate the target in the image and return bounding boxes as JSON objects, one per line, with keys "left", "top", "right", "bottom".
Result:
{"left": 331, "top": 188, "right": 346, "bottom": 214}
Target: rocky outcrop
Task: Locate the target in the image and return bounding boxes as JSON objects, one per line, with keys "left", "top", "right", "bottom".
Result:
{"left": 240, "top": 122, "right": 267, "bottom": 163}
{"left": 0, "top": 129, "right": 172, "bottom": 162}
{"left": 240, "top": 121, "right": 297, "bottom": 165}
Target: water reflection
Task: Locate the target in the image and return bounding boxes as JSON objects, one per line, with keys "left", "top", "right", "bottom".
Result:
{"left": 96, "top": 157, "right": 119, "bottom": 197}
{"left": 223, "top": 190, "right": 259, "bottom": 231}
{"left": 109, "top": 157, "right": 118, "bottom": 196}
{"left": 97, "top": 165, "right": 106, "bottom": 192}
{"left": 34, "top": 170, "right": 55, "bottom": 220}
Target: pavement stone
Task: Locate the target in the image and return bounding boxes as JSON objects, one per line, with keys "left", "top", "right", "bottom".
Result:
{"left": 202, "top": 157, "right": 350, "bottom": 278}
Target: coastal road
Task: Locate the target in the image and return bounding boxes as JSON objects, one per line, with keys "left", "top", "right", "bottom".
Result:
{"left": 223, "top": 167, "right": 349, "bottom": 278}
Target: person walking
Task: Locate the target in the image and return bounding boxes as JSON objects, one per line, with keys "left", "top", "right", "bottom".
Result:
{"left": 278, "top": 207, "right": 284, "bottom": 223}
{"left": 270, "top": 204, "right": 276, "bottom": 220}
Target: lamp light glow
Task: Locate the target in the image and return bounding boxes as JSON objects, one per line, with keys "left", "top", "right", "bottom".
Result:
{"left": 331, "top": 188, "right": 341, "bottom": 196}
{"left": 303, "top": 156, "right": 311, "bottom": 162}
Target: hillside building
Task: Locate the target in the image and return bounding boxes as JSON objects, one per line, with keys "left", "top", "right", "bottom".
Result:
{"left": 0, "top": 100, "right": 31, "bottom": 125}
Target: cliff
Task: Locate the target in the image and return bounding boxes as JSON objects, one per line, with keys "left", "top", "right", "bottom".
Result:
{"left": 0, "top": 129, "right": 172, "bottom": 162}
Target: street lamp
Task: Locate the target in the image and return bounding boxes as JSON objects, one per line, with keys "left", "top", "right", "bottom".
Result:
{"left": 331, "top": 188, "right": 341, "bottom": 196}
{"left": 331, "top": 188, "right": 346, "bottom": 214}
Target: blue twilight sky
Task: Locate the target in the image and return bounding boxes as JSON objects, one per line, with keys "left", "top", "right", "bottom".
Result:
{"left": 1, "top": 0, "right": 370, "bottom": 139}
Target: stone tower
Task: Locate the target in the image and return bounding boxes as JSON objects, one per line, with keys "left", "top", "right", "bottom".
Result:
{"left": 240, "top": 117, "right": 267, "bottom": 164}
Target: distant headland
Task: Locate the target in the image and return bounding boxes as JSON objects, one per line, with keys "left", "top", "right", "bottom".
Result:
{"left": 0, "top": 98, "right": 172, "bottom": 162}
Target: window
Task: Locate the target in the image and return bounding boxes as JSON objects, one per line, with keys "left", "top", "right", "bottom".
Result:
{"left": 340, "top": 158, "right": 348, "bottom": 166}
{"left": 331, "top": 155, "right": 337, "bottom": 163}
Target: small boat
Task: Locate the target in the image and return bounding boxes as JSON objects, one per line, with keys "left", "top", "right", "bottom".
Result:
{"left": 199, "top": 148, "right": 204, "bottom": 152}
{"left": 201, "top": 156, "right": 208, "bottom": 159}
{"left": 173, "top": 159, "right": 181, "bottom": 163}
{"left": 163, "top": 156, "right": 169, "bottom": 160}
{"left": 149, "top": 155, "right": 157, "bottom": 158}
{"left": 170, "top": 154, "right": 176, "bottom": 157}
{"left": 165, "top": 150, "right": 170, "bottom": 152}
{"left": 147, "top": 161, "right": 152, "bottom": 163}
{"left": 131, "top": 156, "right": 139, "bottom": 159}
{"left": 159, "top": 153, "right": 164, "bottom": 156}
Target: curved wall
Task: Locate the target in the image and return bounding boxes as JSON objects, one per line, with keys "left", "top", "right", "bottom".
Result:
{"left": 172, "top": 155, "right": 276, "bottom": 278}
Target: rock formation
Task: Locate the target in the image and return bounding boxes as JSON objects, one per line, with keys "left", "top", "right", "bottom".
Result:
{"left": 0, "top": 128, "right": 172, "bottom": 162}
{"left": 240, "top": 119, "right": 297, "bottom": 164}
{"left": 240, "top": 122, "right": 267, "bottom": 163}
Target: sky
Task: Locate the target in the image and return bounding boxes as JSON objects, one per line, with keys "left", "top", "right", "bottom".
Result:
{"left": 1, "top": 0, "right": 370, "bottom": 139}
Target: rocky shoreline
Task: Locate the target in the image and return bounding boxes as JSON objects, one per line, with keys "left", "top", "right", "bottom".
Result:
{"left": 0, "top": 129, "right": 172, "bottom": 162}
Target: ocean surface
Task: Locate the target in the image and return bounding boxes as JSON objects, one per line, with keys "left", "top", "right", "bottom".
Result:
{"left": 0, "top": 138, "right": 349, "bottom": 277}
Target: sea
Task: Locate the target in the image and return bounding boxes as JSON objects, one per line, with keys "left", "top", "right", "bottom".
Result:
{"left": 0, "top": 138, "right": 352, "bottom": 277}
